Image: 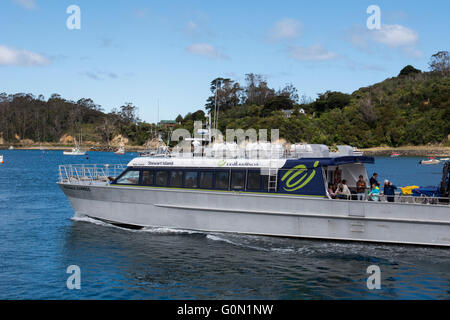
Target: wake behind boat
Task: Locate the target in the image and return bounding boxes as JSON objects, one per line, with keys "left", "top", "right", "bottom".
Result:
{"left": 58, "top": 142, "right": 450, "bottom": 247}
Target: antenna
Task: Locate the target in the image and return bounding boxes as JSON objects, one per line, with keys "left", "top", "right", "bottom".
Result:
{"left": 157, "top": 99, "right": 160, "bottom": 125}
{"left": 214, "top": 78, "right": 218, "bottom": 132}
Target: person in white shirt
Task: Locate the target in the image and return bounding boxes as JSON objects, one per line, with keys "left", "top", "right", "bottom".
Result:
{"left": 336, "top": 179, "right": 352, "bottom": 200}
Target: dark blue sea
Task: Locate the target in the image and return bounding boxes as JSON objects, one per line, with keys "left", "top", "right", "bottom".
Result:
{"left": 0, "top": 150, "right": 449, "bottom": 299}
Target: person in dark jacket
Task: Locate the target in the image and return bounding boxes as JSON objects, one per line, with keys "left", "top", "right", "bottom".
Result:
{"left": 384, "top": 181, "right": 397, "bottom": 202}
{"left": 370, "top": 173, "right": 380, "bottom": 188}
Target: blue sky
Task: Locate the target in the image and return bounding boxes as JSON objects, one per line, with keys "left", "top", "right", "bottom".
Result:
{"left": 0, "top": 0, "right": 449, "bottom": 123}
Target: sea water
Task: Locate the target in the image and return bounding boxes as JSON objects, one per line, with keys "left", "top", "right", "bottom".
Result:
{"left": 0, "top": 150, "right": 448, "bottom": 299}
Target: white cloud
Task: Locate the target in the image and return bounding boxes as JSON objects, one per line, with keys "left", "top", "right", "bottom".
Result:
{"left": 345, "top": 24, "right": 422, "bottom": 58}
{"left": 186, "top": 43, "right": 228, "bottom": 60}
{"left": 289, "top": 44, "right": 338, "bottom": 61}
{"left": 12, "top": 0, "right": 36, "bottom": 10}
{"left": 186, "top": 21, "right": 198, "bottom": 34}
{"left": 372, "top": 24, "right": 418, "bottom": 48}
{"left": 82, "top": 71, "right": 118, "bottom": 80}
{"left": 0, "top": 45, "right": 49, "bottom": 66}
{"left": 268, "top": 18, "right": 301, "bottom": 41}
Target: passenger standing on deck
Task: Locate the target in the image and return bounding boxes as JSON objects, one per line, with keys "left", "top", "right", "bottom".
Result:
{"left": 369, "top": 184, "right": 380, "bottom": 201}
{"left": 356, "top": 175, "right": 367, "bottom": 200}
{"left": 384, "top": 181, "right": 397, "bottom": 203}
{"left": 370, "top": 173, "right": 380, "bottom": 188}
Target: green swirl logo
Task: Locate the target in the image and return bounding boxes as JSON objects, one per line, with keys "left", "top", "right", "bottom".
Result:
{"left": 281, "top": 161, "right": 319, "bottom": 192}
{"left": 217, "top": 159, "right": 227, "bottom": 167}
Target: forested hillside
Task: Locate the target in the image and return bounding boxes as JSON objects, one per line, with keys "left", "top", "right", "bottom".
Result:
{"left": 0, "top": 93, "right": 152, "bottom": 145}
{"left": 177, "top": 52, "right": 450, "bottom": 148}
{"left": 1, "top": 51, "right": 449, "bottom": 148}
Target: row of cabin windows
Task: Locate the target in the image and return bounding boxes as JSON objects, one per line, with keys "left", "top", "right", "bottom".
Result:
{"left": 115, "top": 169, "right": 270, "bottom": 191}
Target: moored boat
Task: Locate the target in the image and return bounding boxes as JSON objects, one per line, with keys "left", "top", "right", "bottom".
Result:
{"left": 114, "top": 146, "right": 126, "bottom": 155}
{"left": 63, "top": 147, "right": 86, "bottom": 156}
{"left": 58, "top": 143, "right": 450, "bottom": 247}
{"left": 64, "top": 131, "right": 86, "bottom": 156}
{"left": 352, "top": 147, "right": 363, "bottom": 156}
{"left": 420, "top": 157, "right": 440, "bottom": 165}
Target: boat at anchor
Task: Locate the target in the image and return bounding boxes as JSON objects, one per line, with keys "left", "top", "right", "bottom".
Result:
{"left": 114, "top": 146, "right": 126, "bottom": 155}
{"left": 58, "top": 143, "right": 450, "bottom": 247}
{"left": 420, "top": 157, "right": 440, "bottom": 165}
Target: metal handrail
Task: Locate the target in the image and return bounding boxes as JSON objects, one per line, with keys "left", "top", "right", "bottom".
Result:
{"left": 333, "top": 192, "right": 449, "bottom": 206}
{"left": 58, "top": 164, "right": 125, "bottom": 185}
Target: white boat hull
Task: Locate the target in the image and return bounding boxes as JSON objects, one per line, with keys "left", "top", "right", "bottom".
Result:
{"left": 420, "top": 160, "right": 440, "bottom": 165}
{"left": 63, "top": 152, "right": 86, "bottom": 156}
{"left": 58, "top": 183, "right": 450, "bottom": 247}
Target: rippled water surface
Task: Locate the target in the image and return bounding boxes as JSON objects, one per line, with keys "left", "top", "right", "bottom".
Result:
{"left": 0, "top": 150, "right": 449, "bottom": 299}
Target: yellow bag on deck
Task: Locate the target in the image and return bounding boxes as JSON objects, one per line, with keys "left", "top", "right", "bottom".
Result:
{"left": 400, "top": 185, "right": 420, "bottom": 195}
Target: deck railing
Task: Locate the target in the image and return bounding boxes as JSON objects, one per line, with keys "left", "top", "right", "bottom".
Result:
{"left": 336, "top": 193, "right": 449, "bottom": 206}
{"left": 58, "top": 164, "right": 125, "bottom": 184}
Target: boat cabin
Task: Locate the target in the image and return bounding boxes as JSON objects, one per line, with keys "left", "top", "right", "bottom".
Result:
{"left": 112, "top": 155, "right": 374, "bottom": 198}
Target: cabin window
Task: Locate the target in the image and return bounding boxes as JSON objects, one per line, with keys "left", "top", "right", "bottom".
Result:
{"left": 170, "top": 170, "right": 183, "bottom": 188}
{"left": 116, "top": 170, "right": 140, "bottom": 185}
{"left": 247, "top": 170, "right": 262, "bottom": 190}
{"left": 185, "top": 171, "right": 198, "bottom": 188}
{"left": 199, "top": 171, "right": 213, "bottom": 189}
{"left": 142, "top": 170, "right": 154, "bottom": 185}
{"left": 231, "top": 170, "right": 245, "bottom": 190}
{"left": 215, "top": 170, "right": 230, "bottom": 190}
{"left": 155, "top": 170, "right": 169, "bottom": 187}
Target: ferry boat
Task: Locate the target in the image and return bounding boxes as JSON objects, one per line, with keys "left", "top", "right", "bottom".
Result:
{"left": 58, "top": 143, "right": 450, "bottom": 247}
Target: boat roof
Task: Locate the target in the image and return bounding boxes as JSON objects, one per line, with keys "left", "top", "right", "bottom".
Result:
{"left": 127, "top": 156, "right": 374, "bottom": 169}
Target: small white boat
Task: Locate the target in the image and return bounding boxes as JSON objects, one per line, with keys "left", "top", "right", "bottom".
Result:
{"left": 8, "top": 146, "right": 14, "bottom": 150}
{"left": 64, "top": 131, "right": 86, "bottom": 156}
{"left": 0, "top": 155, "right": 3, "bottom": 164}
{"left": 352, "top": 147, "right": 363, "bottom": 156}
{"left": 63, "top": 147, "right": 86, "bottom": 156}
{"left": 420, "top": 158, "right": 440, "bottom": 165}
{"left": 440, "top": 158, "right": 450, "bottom": 161}
{"left": 114, "top": 146, "right": 126, "bottom": 155}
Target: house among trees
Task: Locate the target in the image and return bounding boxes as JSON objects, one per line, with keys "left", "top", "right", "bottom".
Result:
{"left": 158, "top": 120, "right": 177, "bottom": 128}
{"left": 282, "top": 108, "right": 305, "bottom": 118}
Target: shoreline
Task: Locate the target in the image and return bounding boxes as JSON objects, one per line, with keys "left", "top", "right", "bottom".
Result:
{"left": 360, "top": 146, "right": 450, "bottom": 157}
{"left": 1, "top": 144, "right": 449, "bottom": 156}
{"left": 0, "top": 145, "right": 148, "bottom": 152}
